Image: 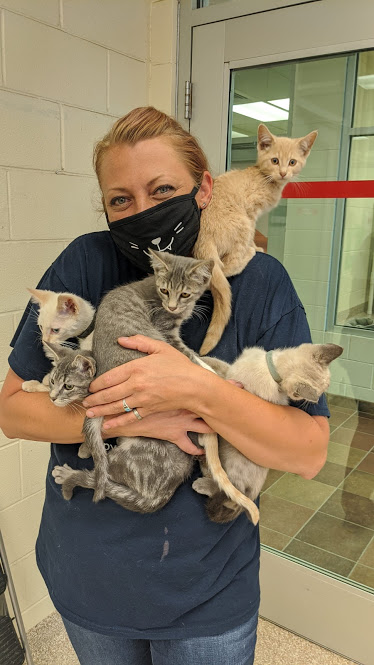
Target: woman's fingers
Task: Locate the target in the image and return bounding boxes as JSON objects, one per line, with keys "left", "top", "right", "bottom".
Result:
{"left": 174, "top": 434, "right": 205, "bottom": 456}
{"left": 86, "top": 395, "right": 136, "bottom": 418}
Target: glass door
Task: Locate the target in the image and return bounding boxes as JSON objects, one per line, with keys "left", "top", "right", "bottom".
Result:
{"left": 179, "top": 1, "right": 374, "bottom": 663}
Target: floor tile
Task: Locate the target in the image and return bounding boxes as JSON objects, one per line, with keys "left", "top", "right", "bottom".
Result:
{"left": 341, "top": 470, "right": 374, "bottom": 499}
{"left": 326, "top": 441, "right": 366, "bottom": 468}
{"left": 314, "top": 461, "right": 351, "bottom": 487}
{"left": 296, "top": 512, "right": 373, "bottom": 561}
{"left": 259, "top": 525, "right": 292, "bottom": 550}
{"left": 261, "top": 469, "right": 285, "bottom": 492}
{"left": 349, "top": 563, "right": 374, "bottom": 588}
{"left": 319, "top": 489, "right": 374, "bottom": 529}
{"left": 357, "top": 451, "right": 374, "bottom": 474}
{"left": 259, "top": 494, "right": 315, "bottom": 537}
{"left": 329, "top": 410, "right": 353, "bottom": 427}
{"left": 358, "top": 537, "right": 374, "bottom": 568}
{"left": 284, "top": 538, "right": 354, "bottom": 577}
{"left": 329, "top": 427, "right": 374, "bottom": 451}
{"left": 266, "top": 473, "right": 334, "bottom": 510}
{"left": 343, "top": 414, "right": 374, "bottom": 435}
{"left": 358, "top": 401, "right": 374, "bottom": 418}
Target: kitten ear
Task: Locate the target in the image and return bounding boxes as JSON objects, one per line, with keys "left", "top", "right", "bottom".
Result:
{"left": 187, "top": 259, "right": 214, "bottom": 284}
{"left": 147, "top": 248, "right": 170, "bottom": 272}
{"left": 313, "top": 343, "right": 343, "bottom": 365}
{"left": 294, "top": 382, "right": 320, "bottom": 403}
{"left": 57, "top": 294, "right": 79, "bottom": 316}
{"left": 72, "top": 354, "right": 96, "bottom": 378}
{"left": 43, "top": 341, "right": 69, "bottom": 364}
{"left": 27, "top": 288, "right": 52, "bottom": 305}
{"left": 298, "top": 130, "right": 318, "bottom": 155}
{"left": 257, "top": 124, "right": 274, "bottom": 150}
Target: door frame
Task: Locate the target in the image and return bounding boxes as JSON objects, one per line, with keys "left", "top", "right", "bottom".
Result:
{"left": 177, "top": 2, "right": 374, "bottom": 663}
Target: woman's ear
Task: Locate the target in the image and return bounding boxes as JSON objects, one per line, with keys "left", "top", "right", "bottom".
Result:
{"left": 196, "top": 171, "right": 213, "bottom": 209}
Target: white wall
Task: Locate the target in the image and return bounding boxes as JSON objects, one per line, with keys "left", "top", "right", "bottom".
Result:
{"left": 0, "top": 0, "right": 177, "bottom": 631}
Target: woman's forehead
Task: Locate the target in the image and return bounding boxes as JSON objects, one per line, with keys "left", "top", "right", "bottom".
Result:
{"left": 100, "top": 137, "right": 190, "bottom": 182}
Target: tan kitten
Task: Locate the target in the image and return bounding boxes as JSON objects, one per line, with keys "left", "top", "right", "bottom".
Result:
{"left": 194, "top": 124, "right": 318, "bottom": 355}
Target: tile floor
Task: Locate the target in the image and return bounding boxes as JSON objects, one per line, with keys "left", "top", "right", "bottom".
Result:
{"left": 27, "top": 611, "right": 358, "bottom": 665}
{"left": 260, "top": 397, "right": 374, "bottom": 591}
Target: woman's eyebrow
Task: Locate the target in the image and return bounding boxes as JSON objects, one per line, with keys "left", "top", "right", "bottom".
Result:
{"left": 107, "top": 175, "right": 171, "bottom": 195}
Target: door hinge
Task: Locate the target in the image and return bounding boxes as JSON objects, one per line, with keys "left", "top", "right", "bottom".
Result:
{"left": 184, "top": 81, "right": 192, "bottom": 119}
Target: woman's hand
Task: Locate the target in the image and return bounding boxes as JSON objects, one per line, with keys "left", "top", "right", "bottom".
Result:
{"left": 102, "top": 409, "right": 212, "bottom": 455}
{"left": 83, "top": 335, "right": 209, "bottom": 418}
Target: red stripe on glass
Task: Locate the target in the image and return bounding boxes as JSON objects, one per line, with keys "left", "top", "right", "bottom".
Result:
{"left": 282, "top": 181, "right": 374, "bottom": 198}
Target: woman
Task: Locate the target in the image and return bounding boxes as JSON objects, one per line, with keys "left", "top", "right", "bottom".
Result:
{"left": 0, "top": 107, "right": 329, "bottom": 665}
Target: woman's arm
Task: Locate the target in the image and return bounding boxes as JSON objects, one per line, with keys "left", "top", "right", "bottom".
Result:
{"left": 0, "top": 368, "right": 209, "bottom": 454}
{"left": 83, "top": 335, "right": 329, "bottom": 479}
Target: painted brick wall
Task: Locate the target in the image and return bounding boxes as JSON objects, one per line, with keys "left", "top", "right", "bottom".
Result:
{"left": 0, "top": 0, "right": 177, "bottom": 631}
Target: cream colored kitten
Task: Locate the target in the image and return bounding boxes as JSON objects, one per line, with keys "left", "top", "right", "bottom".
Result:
{"left": 194, "top": 124, "right": 318, "bottom": 355}
{"left": 22, "top": 289, "right": 95, "bottom": 394}
{"left": 197, "top": 343, "right": 342, "bottom": 524}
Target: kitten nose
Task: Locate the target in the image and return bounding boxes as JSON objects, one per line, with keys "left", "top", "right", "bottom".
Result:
{"left": 168, "top": 306, "right": 177, "bottom": 311}
{"left": 280, "top": 171, "right": 287, "bottom": 178}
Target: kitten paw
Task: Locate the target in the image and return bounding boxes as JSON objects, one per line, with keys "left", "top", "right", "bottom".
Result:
{"left": 78, "top": 443, "right": 91, "bottom": 459}
{"left": 52, "top": 464, "right": 75, "bottom": 500}
{"left": 22, "top": 380, "right": 43, "bottom": 392}
{"left": 192, "top": 477, "right": 217, "bottom": 497}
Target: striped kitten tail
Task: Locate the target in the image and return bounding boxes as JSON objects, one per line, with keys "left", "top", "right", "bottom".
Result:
{"left": 200, "top": 432, "right": 260, "bottom": 525}
{"left": 82, "top": 416, "right": 108, "bottom": 502}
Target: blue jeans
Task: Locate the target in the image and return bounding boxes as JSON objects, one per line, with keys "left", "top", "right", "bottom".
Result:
{"left": 62, "top": 613, "right": 258, "bottom": 665}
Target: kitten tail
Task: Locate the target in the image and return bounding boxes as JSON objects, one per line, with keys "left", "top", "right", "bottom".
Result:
{"left": 200, "top": 432, "right": 260, "bottom": 525}
{"left": 199, "top": 260, "right": 232, "bottom": 356}
{"left": 82, "top": 416, "right": 108, "bottom": 502}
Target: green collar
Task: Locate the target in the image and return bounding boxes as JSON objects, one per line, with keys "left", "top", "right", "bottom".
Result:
{"left": 265, "top": 350, "right": 282, "bottom": 384}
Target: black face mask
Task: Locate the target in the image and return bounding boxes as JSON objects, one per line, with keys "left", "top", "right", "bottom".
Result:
{"left": 106, "top": 186, "right": 201, "bottom": 273}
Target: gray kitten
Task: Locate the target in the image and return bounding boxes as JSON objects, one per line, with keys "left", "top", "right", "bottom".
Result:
{"left": 53, "top": 249, "right": 215, "bottom": 511}
{"left": 42, "top": 342, "right": 96, "bottom": 407}
{"left": 193, "top": 342, "right": 343, "bottom": 523}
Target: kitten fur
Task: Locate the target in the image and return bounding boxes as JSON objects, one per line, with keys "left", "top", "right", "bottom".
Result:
{"left": 193, "top": 343, "right": 343, "bottom": 523}
{"left": 42, "top": 342, "right": 96, "bottom": 407}
{"left": 55, "top": 249, "right": 217, "bottom": 508}
{"left": 194, "top": 123, "right": 318, "bottom": 355}
{"left": 22, "top": 289, "right": 95, "bottom": 395}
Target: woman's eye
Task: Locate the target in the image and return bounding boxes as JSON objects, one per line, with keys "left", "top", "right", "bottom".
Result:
{"left": 110, "top": 196, "right": 129, "bottom": 207}
{"left": 271, "top": 158, "right": 279, "bottom": 165}
{"left": 155, "top": 185, "right": 174, "bottom": 196}
{"left": 64, "top": 384, "right": 74, "bottom": 391}
{"left": 51, "top": 328, "right": 60, "bottom": 334}
{"left": 160, "top": 288, "right": 169, "bottom": 295}
{"left": 180, "top": 292, "right": 190, "bottom": 298}
{"left": 289, "top": 159, "right": 297, "bottom": 166}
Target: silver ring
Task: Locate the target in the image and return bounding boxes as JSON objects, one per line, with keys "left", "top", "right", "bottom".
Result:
{"left": 122, "top": 398, "right": 132, "bottom": 413}
{"left": 133, "top": 408, "right": 142, "bottom": 421}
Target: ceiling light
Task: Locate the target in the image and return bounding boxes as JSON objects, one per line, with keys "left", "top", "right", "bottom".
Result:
{"left": 357, "top": 75, "right": 374, "bottom": 89}
{"left": 268, "top": 98, "right": 290, "bottom": 110}
{"left": 233, "top": 102, "right": 288, "bottom": 122}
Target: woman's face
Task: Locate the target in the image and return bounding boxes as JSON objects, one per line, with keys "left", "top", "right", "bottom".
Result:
{"left": 99, "top": 137, "right": 212, "bottom": 222}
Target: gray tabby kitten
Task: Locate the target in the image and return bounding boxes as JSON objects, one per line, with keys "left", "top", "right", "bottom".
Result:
{"left": 42, "top": 342, "right": 96, "bottom": 407}
{"left": 53, "top": 249, "right": 215, "bottom": 511}
{"left": 193, "top": 342, "right": 343, "bottom": 523}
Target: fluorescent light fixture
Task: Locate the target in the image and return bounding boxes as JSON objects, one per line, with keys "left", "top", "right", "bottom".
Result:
{"left": 233, "top": 102, "right": 288, "bottom": 122}
{"left": 268, "top": 98, "right": 290, "bottom": 110}
{"left": 231, "top": 130, "right": 249, "bottom": 138}
{"left": 357, "top": 75, "right": 374, "bottom": 90}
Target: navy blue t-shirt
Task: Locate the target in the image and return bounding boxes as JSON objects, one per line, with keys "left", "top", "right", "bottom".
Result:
{"left": 9, "top": 232, "right": 329, "bottom": 639}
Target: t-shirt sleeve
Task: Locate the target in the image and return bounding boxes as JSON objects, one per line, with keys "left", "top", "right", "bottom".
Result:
{"left": 8, "top": 266, "right": 70, "bottom": 382}
{"left": 256, "top": 303, "right": 330, "bottom": 418}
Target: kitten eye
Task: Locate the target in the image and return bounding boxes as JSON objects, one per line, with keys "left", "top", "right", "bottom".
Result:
{"left": 51, "top": 328, "right": 60, "bottom": 334}
{"left": 289, "top": 159, "right": 297, "bottom": 166}
{"left": 271, "top": 158, "right": 279, "bottom": 165}
{"left": 180, "top": 292, "right": 190, "bottom": 299}
{"left": 64, "top": 383, "right": 74, "bottom": 391}
{"left": 160, "top": 288, "right": 169, "bottom": 295}
{"left": 294, "top": 390, "right": 300, "bottom": 398}
{"left": 50, "top": 377, "right": 55, "bottom": 385}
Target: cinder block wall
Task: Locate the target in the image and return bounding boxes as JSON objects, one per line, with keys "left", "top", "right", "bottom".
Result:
{"left": 0, "top": 0, "right": 177, "bottom": 630}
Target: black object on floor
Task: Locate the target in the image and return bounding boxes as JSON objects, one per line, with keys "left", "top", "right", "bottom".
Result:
{"left": 0, "top": 615, "right": 25, "bottom": 665}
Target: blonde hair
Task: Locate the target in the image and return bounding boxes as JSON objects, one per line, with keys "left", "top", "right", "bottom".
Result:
{"left": 93, "top": 107, "right": 209, "bottom": 188}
